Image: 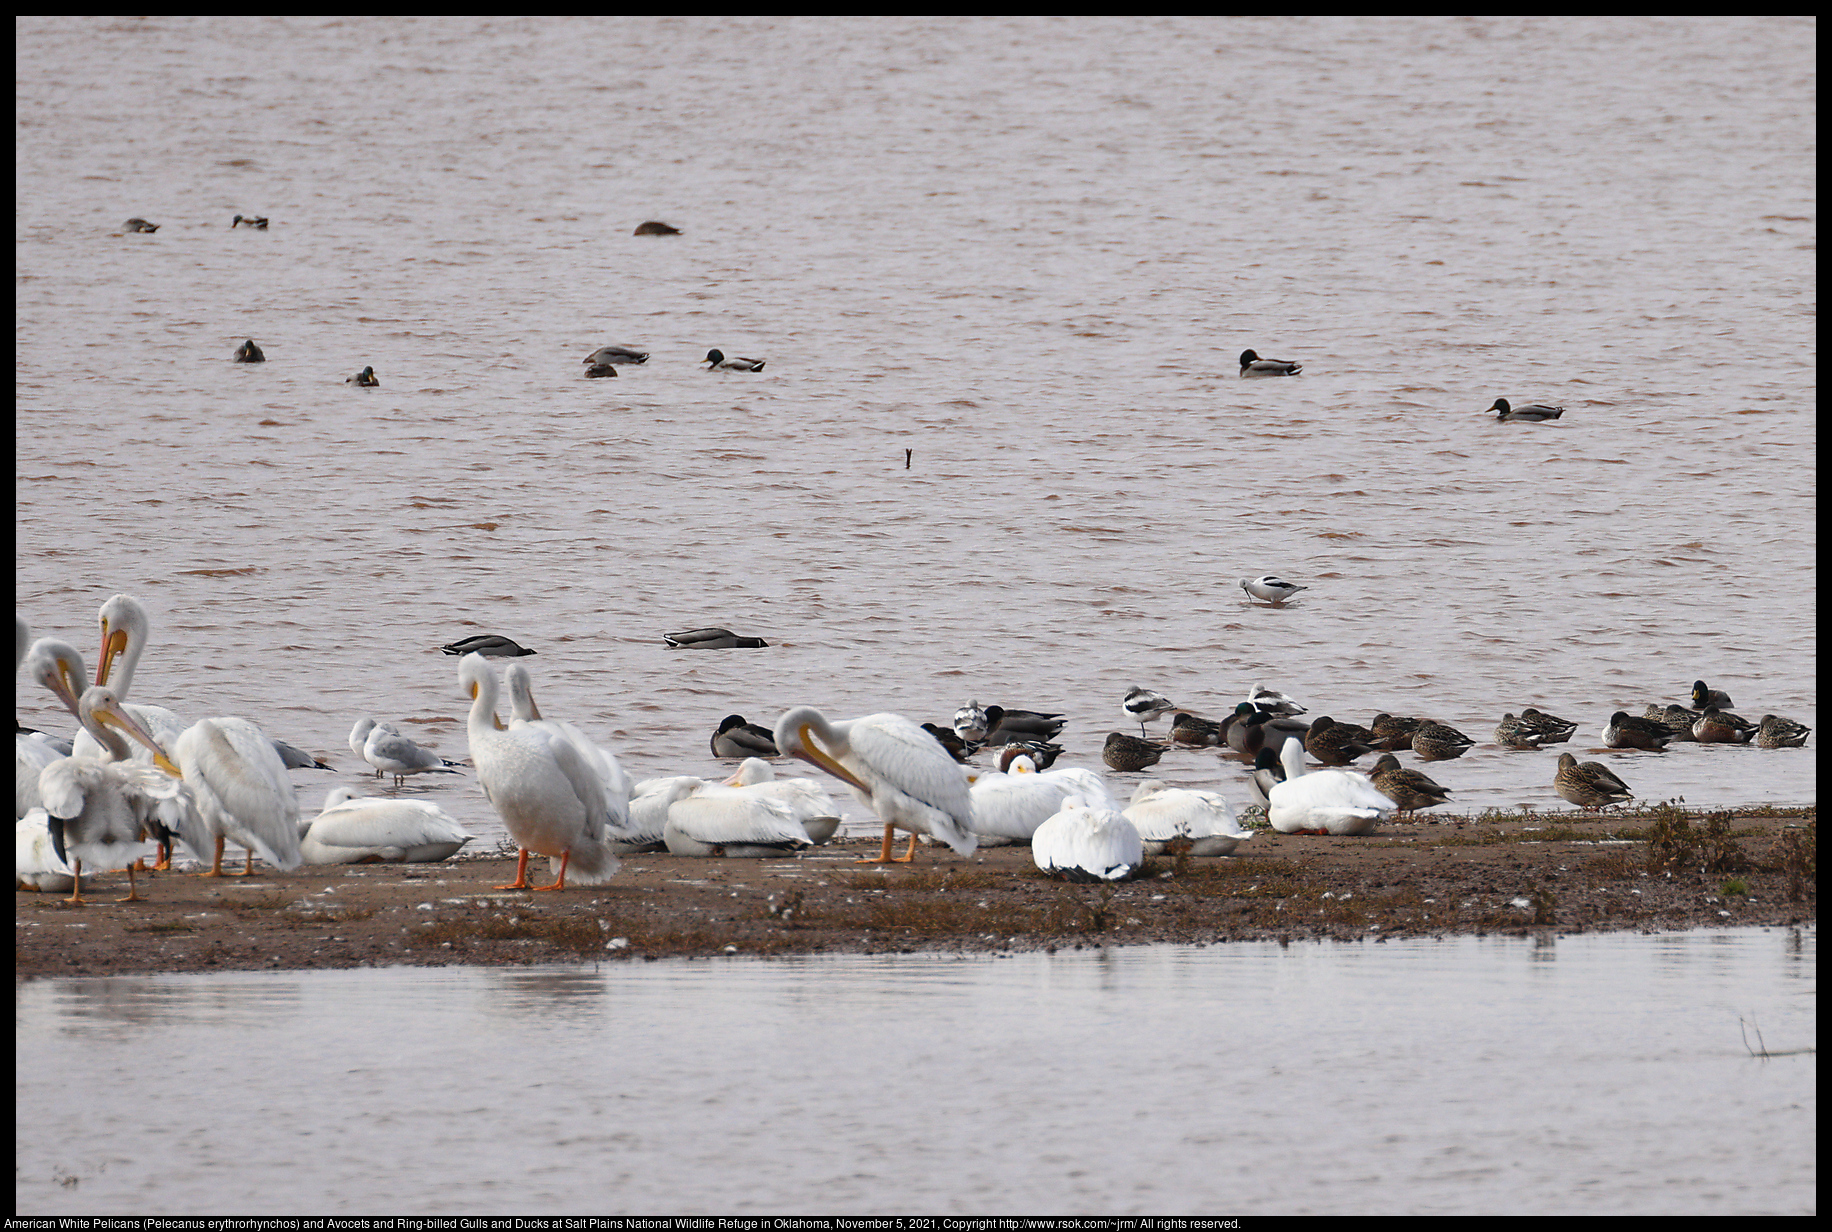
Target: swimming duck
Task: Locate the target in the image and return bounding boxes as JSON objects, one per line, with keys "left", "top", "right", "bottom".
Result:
{"left": 584, "top": 345, "right": 648, "bottom": 366}
{"left": 704, "top": 349, "right": 766, "bottom": 371}
{"left": 345, "top": 366, "right": 379, "bottom": 387}
{"left": 1102, "top": 732, "right": 1166, "bottom": 773}
{"left": 711, "top": 714, "right": 779, "bottom": 759}
{"left": 1368, "top": 713, "right": 1423, "bottom": 751}
{"left": 231, "top": 214, "right": 269, "bottom": 229}
{"left": 122, "top": 218, "right": 159, "bottom": 233}
{"left": 663, "top": 627, "right": 768, "bottom": 650}
{"left": 1247, "top": 684, "right": 1307, "bottom": 717}
{"left": 1239, "top": 349, "right": 1302, "bottom": 377}
{"left": 1032, "top": 798, "right": 1144, "bottom": 882}
{"left": 1691, "top": 707, "right": 1757, "bottom": 744}
{"left": 982, "top": 705, "right": 1067, "bottom": 745}
{"left": 1123, "top": 686, "right": 1178, "bottom": 736}
{"left": 1411, "top": 719, "right": 1475, "bottom": 761}
{"left": 1485, "top": 398, "right": 1564, "bottom": 422}
{"left": 1304, "top": 716, "right": 1379, "bottom": 766}
{"left": 1603, "top": 711, "right": 1674, "bottom": 751}
{"left": 1266, "top": 739, "right": 1393, "bottom": 835}
{"left": 1690, "top": 680, "right": 1735, "bottom": 711}
{"left": 440, "top": 634, "right": 536, "bottom": 658}
{"left": 1122, "top": 781, "right": 1252, "bottom": 857}
{"left": 584, "top": 363, "right": 618, "bottom": 378}
{"left": 1755, "top": 715, "right": 1810, "bottom": 749}
{"left": 1239, "top": 575, "right": 1307, "bottom": 605}
{"left": 1224, "top": 703, "right": 1309, "bottom": 758}
{"left": 1642, "top": 704, "right": 1699, "bottom": 742}
{"left": 1369, "top": 754, "right": 1452, "bottom": 814}
{"left": 1170, "top": 713, "right": 1226, "bottom": 747}
{"left": 1554, "top": 753, "right": 1632, "bottom": 810}
{"left": 633, "top": 220, "right": 680, "bottom": 236}
{"left": 233, "top": 339, "right": 265, "bottom": 363}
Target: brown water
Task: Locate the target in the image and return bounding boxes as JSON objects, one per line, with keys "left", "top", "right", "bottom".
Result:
{"left": 16, "top": 16, "right": 1816, "bottom": 852}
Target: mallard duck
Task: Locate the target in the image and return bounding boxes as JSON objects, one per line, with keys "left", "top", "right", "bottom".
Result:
{"left": 1690, "top": 680, "right": 1735, "bottom": 711}
{"left": 1369, "top": 713, "right": 1423, "bottom": 751}
{"left": 999, "top": 738, "right": 1064, "bottom": 769}
{"left": 1032, "top": 799, "right": 1144, "bottom": 882}
{"left": 1239, "top": 575, "right": 1308, "bottom": 605}
{"left": 1496, "top": 708, "right": 1578, "bottom": 749}
{"left": 440, "top": 634, "right": 536, "bottom": 657}
{"left": 231, "top": 214, "right": 269, "bottom": 229}
{"left": 584, "top": 363, "right": 618, "bottom": 378}
{"left": 1554, "top": 753, "right": 1632, "bottom": 809}
{"left": 1485, "top": 398, "right": 1564, "bottom": 422}
{"left": 711, "top": 714, "right": 779, "bottom": 759}
{"left": 633, "top": 220, "right": 680, "bottom": 236}
{"left": 663, "top": 627, "right": 768, "bottom": 649}
{"left": 1102, "top": 731, "right": 1166, "bottom": 773}
{"left": 1266, "top": 739, "right": 1393, "bottom": 835}
{"left": 584, "top": 345, "right": 649, "bottom": 366}
{"left": 982, "top": 705, "right": 1067, "bottom": 745}
{"left": 1223, "top": 703, "right": 1308, "bottom": 758}
{"left": 1239, "top": 348, "right": 1302, "bottom": 377}
{"left": 1603, "top": 711, "right": 1674, "bottom": 751}
{"left": 1170, "top": 713, "right": 1226, "bottom": 747}
{"left": 345, "top": 366, "right": 379, "bottom": 387}
{"left": 1755, "top": 715, "right": 1810, "bottom": 749}
{"left": 1123, "top": 781, "right": 1252, "bottom": 857}
{"left": 1692, "top": 707, "right": 1757, "bottom": 744}
{"left": 704, "top": 348, "right": 765, "bottom": 371}
{"left": 1642, "top": 704, "right": 1699, "bottom": 742}
{"left": 1123, "top": 686, "right": 1178, "bottom": 736}
{"left": 1369, "top": 754, "right": 1452, "bottom": 813}
{"left": 1411, "top": 719, "right": 1475, "bottom": 761}
{"left": 1247, "top": 747, "right": 1284, "bottom": 809}
{"left": 233, "top": 339, "right": 265, "bottom": 363}
{"left": 1305, "top": 715, "right": 1379, "bottom": 766}
{"left": 1247, "top": 684, "right": 1307, "bottom": 717}
{"left": 122, "top": 217, "right": 159, "bottom": 233}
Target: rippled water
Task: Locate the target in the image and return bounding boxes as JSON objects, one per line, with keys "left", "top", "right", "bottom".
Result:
{"left": 13, "top": 928, "right": 1816, "bottom": 1214}
{"left": 15, "top": 17, "right": 1816, "bottom": 851}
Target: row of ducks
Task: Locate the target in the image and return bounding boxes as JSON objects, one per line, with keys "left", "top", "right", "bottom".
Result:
{"left": 228, "top": 341, "right": 763, "bottom": 382}
{"left": 1237, "top": 347, "right": 1566, "bottom": 422}
{"left": 120, "top": 215, "right": 267, "bottom": 234}
{"left": 437, "top": 628, "right": 771, "bottom": 658}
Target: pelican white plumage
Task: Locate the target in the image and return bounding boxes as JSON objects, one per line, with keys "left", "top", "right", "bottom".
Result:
{"left": 662, "top": 783, "right": 812, "bottom": 858}
{"left": 503, "top": 662, "right": 632, "bottom": 835}
{"left": 362, "top": 721, "right": 464, "bottom": 787}
{"left": 461, "top": 653, "right": 619, "bottom": 890}
{"left": 1266, "top": 739, "right": 1393, "bottom": 835}
{"left": 172, "top": 715, "right": 303, "bottom": 876}
{"left": 1122, "top": 781, "right": 1252, "bottom": 856}
{"left": 80, "top": 595, "right": 188, "bottom": 761}
{"left": 20, "top": 638, "right": 91, "bottom": 819}
{"left": 17, "top": 808, "right": 75, "bottom": 893}
{"left": 1032, "top": 797, "right": 1144, "bottom": 882}
{"left": 968, "top": 752, "right": 1113, "bottom": 845}
{"left": 624, "top": 776, "right": 703, "bottom": 853}
{"left": 297, "top": 788, "right": 474, "bottom": 864}
{"left": 773, "top": 706, "right": 976, "bottom": 864}
{"left": 721, "top": 758, "right": 841, "bottom": 844}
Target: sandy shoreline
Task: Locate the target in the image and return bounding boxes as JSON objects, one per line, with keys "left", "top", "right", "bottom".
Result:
{"left": 15, "top": 808, "right": 1814, "bottom": 979}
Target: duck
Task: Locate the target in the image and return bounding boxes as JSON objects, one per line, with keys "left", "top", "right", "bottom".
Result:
{"left": 230, "top": 214, "right": 269, "bottom": 229}
{"left": 1122, "top": 780, "right": 1252, "bottom": 857}
{"left": 1224, "top": 703, "right": 1309, "bottom": 758}
{"left": 704, "top": 349, "right": 766, "bottom": 371}
{"left": 584, "top": 363, "right": 618, "bottom": 378}
{"left": 1170, "top": 713, "right": 1226, "bottom": 747}
{"left": 1410, "top": 719, "right": 1475, "bottom": 761}
{"left": 633, "top": 220, "right": 680, "bottom": 236}
{"left": 981, "top": 705, "right": 1067, "bottom": 745}
{"left": 995, "top": 737, "right": 1063, "bottom": 769}
{"left": 1102, "top": 732, "right": 1166, "bottom": 773}
{"left": 440, "top": 634, "right": 536, "bottom": 657}
{"left": 920, "top": 723, "right": 975, "bottom": 763}
{"left": 1239, "top": 575, "right": 1307, "bottom": 605}
{"left": 345, "top": 366, "right": 379, "bottom": 387}
{"left": 1247, "top": 684, "right": 1307, "bottom": 717}
{"left": 1031, "top": 798, "right": 1144, "bottom": 882}
{"left": 1517, "top": 707, "right": 1579, "bottom": 744}
{"left": 1485, "top": 398, "right": 1564, "bottom": 422}
{"left": 1304, "top": 716, "right": 1379, "bottom": 766}
{"left": 968, "top": 751, "right": 1113, "bottom": 846}
{"left": 1368, "top": 713, "right": 1423, "bottom": 751}
{"left": 233, "top": 339, "right": 265, "bottom": 363}
{"left": 1691, "top": 707, "right": 1757, "bottom": 744}
{"left": 1239, "top": 349, "right": 1302, "bottom": 377}
{"left": 663, "top": 627, "right": 768, "bottom": 650}
{"left": 1495, "top": 709, "right": 1577, "bottom": 749}
{"left": 1368, "top": 754, "right": 1452, "bottom": 814}
{"left": 1554, "top": 753, "right": 1632, "bottom": 810}
{"left": 1247, "top": 747, "right": 1285, "bottom": 810}
{"left": 1123, "top": 686, "right": 1178, "bottom": 736}
{"left": 1266, "top": 739, "right": 1393, "bottom": 835}
{"left": 297, "top": 788, "right": 473, "bottom": 864}
{"left": 123, "top": 218, "right": 159, "bottom": 233}
{"left": 1642, "top": 704, "right": 1700, "bottom": 742}
{"left": 1602, "top": 711, "right": 1674, "bottom": 751}
{"left": 711, "top": 714, "right": 779, "bottom": 759}
{"left": 1755, "top": 715, "right": 1811, "bottom": 749}
{"left": 584, "top": 345, "right": 648, "bottom": 366}
{"left": 1690, "top": 680, "right": 1736, "bottom": 711}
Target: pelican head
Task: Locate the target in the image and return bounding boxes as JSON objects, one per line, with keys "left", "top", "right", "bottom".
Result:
{"left": 26, "top": 637, "right": 88, "bottom": 717}
{"left": 96, "top": 593, "right": 150, "bottom": 688}
{"left": 80, "top": 685, "right": 183, "bottom": 777}
{"left": 771, "top": 707, "right": 875, "bottom": 794}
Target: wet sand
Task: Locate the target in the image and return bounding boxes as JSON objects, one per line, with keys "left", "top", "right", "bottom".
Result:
{"left": 15, "top": 809, "right": 1814, "bottom": 979}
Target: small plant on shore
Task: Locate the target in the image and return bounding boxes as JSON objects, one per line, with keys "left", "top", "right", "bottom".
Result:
{"left": 1720, "top": 878, "right": 1749, "bottom": 897}
{"left": 1765, "top": 820, "right": 1816, "bottom": 903}
{"left": 1645, "top": 811, "right": 1749, "bottom": 877}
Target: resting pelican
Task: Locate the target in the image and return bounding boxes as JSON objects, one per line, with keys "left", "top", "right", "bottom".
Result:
{"left": 968, "top": 751, "right": 1112, "bottom": 845}
{"left": 172, "top": 714, "right": 303, "bottom": 876}
{"left": 1266, "top": 739, "right": 1393, "bottom": 836}
{"left": 1123, "top": 781, "right": 1252, "bottom": 857}
{"left": 297, "top": 788, "right": 473, "bottom": 864}
{"left": 624, "top": 776, "right": 703, "bottom": 853}
{"left": 1032, "top": 797, "right": 1144, "bottom": 882}
{"left": 721, "top": 758, "right": 840, "bottom": 843}
{"left": 17, "top": 809, "right": 75, "bottom": 893}
{"left": 362, "top": 720, "right": 464, "bottom": 786}
{"left": 503, "top": 662, "right": 632, "bottom": 834}
{"left": 773, "top": 707, "right": 976, "bottom": 864}
{"left": 662, "top": 783, "right": 812, "bottom": 858}
{"left": 39, "top": 685, "right": 191, "bottom": 904}
{"left": 85, "top": 594, "right": 188, "bottom": 761}
{"left": 461, "top": 653, "right": 619, "bottom": 890}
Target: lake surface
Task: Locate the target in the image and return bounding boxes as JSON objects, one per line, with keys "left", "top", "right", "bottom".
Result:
{"left": 14, "top": 927, "right": 1816, "bottom": 1215}
{"left": 14, "top": 16, "right": 1816, "bottom": 847}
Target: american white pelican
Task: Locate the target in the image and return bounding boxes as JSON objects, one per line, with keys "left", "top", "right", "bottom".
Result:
{"left": 968, "top": 752, "right": 1112, "bottom": 845}
{"left": 1123, "top": 686, "right": 1178, "bottom": 737}
{"left": 84, "top": 594, "right": 188, "bottom": 761}
{"left": 363, "top": 720, "right": 464, "bottom": 786}
{"left": 663, "top": 627, "right": 768, "bottom": 649}
{"left": 298, "top": 788, "right": 474, "bottom": 864}
{"left": 16, "top": 809, "right": 75, "bottom": 893}
{"left": 711, "top": 714, "right": 779, "bottom": 759}
{"left": 624, "top": 776, "right": 703, "bottom": 853}
{"left": 1239, "top": 348, "right": 1303, "bottom": 377}
{"left": 1123, "top": 781, "right": 1252, "bottom": 857}
{"left": 1239, "top": 575, "right": 1308, "bottom": 605}
{"left": 503, "top": 662, "right": 632, "bottom": 835}
{"left": 721, "top": 758, "right": 841, "bottom": 844}
{"left": 662, "top": 784, "right": 812, "bottom": 858}
{"left": 1032, "top": 798, "right": 1144, "bottom": 882}
{"left": 1484, "top": 398, "right": 1564, "bottom": 422}
{"left": 1266, "top": 739, "right": 1392, "bottom": 836}
{"left": 773, "top": 707, "right": 976, "bottom": 864}
{"left": 702, "top": 349, "right": 765, "bottom": 371}
{"left": 20, "top": 638, "right": 90, "bottom": 820}
{"left": 461, "top": 653, "right": 619, "bottom": 890}
{"left": 440, "top": 635, "right": 536, "bottom": 658}
{"left": 38, "top": 685, "right": 191, "bottom": 904}
{"left": 172, "top": 715, "right": 303, "bottom": 876}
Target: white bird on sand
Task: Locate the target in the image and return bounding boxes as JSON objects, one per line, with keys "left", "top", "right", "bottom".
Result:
{"left": 172, "top": 714, "right": 303, "bottom": 876}
{"left": 1266, "top": 739, "right": 1392, "bottom": 836}
{"left": 662, "top": 783, "right": 813, "bottom": 858}
{"left": 19, "top": 637, "right": 86, "bottom": 819}
{"left": 297, "top": 788, "right": 473, "bottom": 864}
{"left": 1032, "top": 797, "right": 1144, "bottom": 882}
{"left": 968, "top": 751, "right": 1113, "bottom": 845}
{"left": 460, "top": 653, "right": 619, "bottom": 890}
{"left": 773, "top": 707, "right": 977, "bottom": 864}
{"left": 1123, "top": 781, "right": 1253, "bottom": 857}
{"left": 1239, "top": 576, "right": 1309, "bottom": 605}
{"left": 721, "top": 758, "right": 841, "bottom": 844}
{"left": 17, "top": 808, "right": 75, "bottom": 893}
{"left": 624, "top": 776, "right": 704, "bottom": 854}
{"left": 1122, "top": 686, "right": 1179, "bottom": 737}
{"left": 361, "top": 720, "right": 464, "bottom": 787}
{"left": 503, "top": 662, "right": 632, "bottom": 835}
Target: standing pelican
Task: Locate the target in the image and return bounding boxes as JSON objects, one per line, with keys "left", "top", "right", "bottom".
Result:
{"left": 503, "top": 661, "right": 632, "bottom": 834}
{"left": 460, "top": 653, "right": 619, "bottom": 890}
{"left": 297, "top": 788, "right": 473, "bottom": 864}
{"left": 1266, "top": 738, "right": 1393, "bottom": 836}
{"left": 172, "top": 714, "right": 303, "bottom": 876}
{"left": 773, "top": 707, "right": 976, "bottom": 864}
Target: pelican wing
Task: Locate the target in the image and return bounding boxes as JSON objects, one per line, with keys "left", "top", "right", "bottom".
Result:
{"left": 307, "top": 798, "right": 472, "bottom": 852}
{"left": 666, "top": 786, "right": 810, "bottom": 848}
{"left": 847, "top": 714, "right": 974, "bottom": 821}
{"left": 174, "top": 718, "right": 302, "bottom": 869}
